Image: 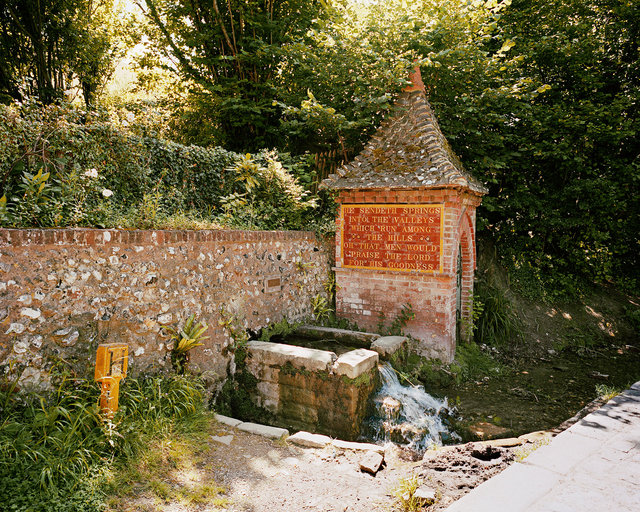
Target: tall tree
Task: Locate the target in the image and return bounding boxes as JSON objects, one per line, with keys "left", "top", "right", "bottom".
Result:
{"left": 426, "top": 0, "right": 640, "bottom": 291}
{"left": 0, "top": 0, "right": 131, "bottom": 106}
{"left": 137, "top": 0, "right": 328, "bottom": 150}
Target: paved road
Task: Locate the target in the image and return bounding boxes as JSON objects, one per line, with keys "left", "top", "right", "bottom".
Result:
{"left": 445, "top": 382, "right": 640, "bottom": 511}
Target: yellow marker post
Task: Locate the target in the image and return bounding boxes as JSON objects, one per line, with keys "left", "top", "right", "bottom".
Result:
{"left": 94, "top": 343, "right": 128, "bottom": 417}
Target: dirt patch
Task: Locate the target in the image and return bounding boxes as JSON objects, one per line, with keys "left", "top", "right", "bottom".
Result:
{"left": 207, "top": 429, "right": 529, "bottom": 512}
{"left": 207, "top": 426, "right": 412, "bottom": 511}
{"left": 108, "top": 416, "right": 529, "bottom": 511}
{"left": 416, "top": 443, "right": 517, "bottom": 510}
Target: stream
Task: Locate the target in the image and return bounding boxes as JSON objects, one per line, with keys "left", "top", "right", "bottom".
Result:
{"left": 432, "top": 343, "right": 640, "bottom": 440}
{"left": 361, "top": 343, "right": 640, "bottom": 454}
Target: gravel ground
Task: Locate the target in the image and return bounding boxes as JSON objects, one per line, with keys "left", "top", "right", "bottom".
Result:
{"left": 204, "top": 423, "right": 521, "bottom": 512}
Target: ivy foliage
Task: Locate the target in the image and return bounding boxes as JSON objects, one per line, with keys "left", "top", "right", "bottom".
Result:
{"left": 0, "top": 100, "right": 323, "bottom": 230}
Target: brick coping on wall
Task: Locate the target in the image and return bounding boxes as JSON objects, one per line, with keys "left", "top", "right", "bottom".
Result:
{"left": 0, "top": 228, "right": 318, "bottom": 247}
{"left": 332, "top": 266, "right": 457, "bottom": 279}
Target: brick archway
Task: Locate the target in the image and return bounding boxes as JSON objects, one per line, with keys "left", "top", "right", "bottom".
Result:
{"left": 456, "top": 210, "right": 476, "bottom": 342}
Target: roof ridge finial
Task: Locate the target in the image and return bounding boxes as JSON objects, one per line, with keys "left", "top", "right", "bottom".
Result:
{"left": 403, "top": 63, "right": 425, "bottom": 93}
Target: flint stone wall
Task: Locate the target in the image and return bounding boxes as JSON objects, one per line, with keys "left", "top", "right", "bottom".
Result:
{"left": 0, "top": 228, "right": 330, "bottom": 391}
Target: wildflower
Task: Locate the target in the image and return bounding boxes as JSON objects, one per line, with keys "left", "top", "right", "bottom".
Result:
{"left": 84, "top": 168, "right": 98, "bottom": 178}
{"left": 102, "top": 189, "right": 113, "bottom": 198}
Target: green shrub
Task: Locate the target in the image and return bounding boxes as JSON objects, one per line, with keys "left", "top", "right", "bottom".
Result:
{"left": 473, "top": 280, "right": 522, "bottom": 346}
{"left": 0, "top": 101, "right": 329, "bottom": 231}
{"left": 377, "top": 303, "right": 415, "bottom": 336}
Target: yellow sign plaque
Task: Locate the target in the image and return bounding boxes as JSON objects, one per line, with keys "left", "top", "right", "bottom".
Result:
{"left": 95, "top": 343, "right": 128, "bottom": 417}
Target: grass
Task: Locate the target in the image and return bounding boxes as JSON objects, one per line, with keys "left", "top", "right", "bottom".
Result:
{"left": 104, "top": 414, "right": 230, "bottom": 511}
{"left": 513, "top": 437, "right": 551, "bottom": 462}
{"left": 391, "top": 473, "right": 437, "bottom": 511}
{"left": 473, "top": 280, "right": 523, "bottom": 347}
{"left": 595, "top": 384, "right": 620, "bottom": 402}
{"left": 394, "top": 341, "right": 505, "bottom": 390}
{"left": 0, "top": 363, "right": 228, "bottom": 512}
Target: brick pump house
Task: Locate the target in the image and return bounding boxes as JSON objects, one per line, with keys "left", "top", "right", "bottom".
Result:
{"left": 321, "top": 68, "right": 488, "bottom": 362}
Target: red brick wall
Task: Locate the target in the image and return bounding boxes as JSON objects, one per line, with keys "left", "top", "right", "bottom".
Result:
{"left": 334, "top": 188, "right": 482, "bottom": 361}
{"left": 0, "top": 228, "right": 331, "bottom": 391}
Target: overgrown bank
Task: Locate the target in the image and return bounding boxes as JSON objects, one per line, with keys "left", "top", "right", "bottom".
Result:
{"left": 391, "top": 274, "right": 640, "bottom": 441}
{"left": 0, "top": 101, "right": 333, "bottom": 234}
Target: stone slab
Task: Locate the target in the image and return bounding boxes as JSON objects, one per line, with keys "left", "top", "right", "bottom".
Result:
{"left": 247, "top": 340, "right": 336, "bottom": 372}
{"left": 359, "top": 451, "right": 384, "bottom": 475}
{"left": 214, "top": 414, "right": 242, "bottom": 428}
{"left": 568, "top": 405, "right": 639, "bottom": 441}
{"left": 517, "top": 430, "right": 553, "bottom": 444}
{"left": 481, "top": 437, "right": 523, "bottom": 448}
{"left": 331, "top": 439, "right": 385, "bottom": 455}
{"left": 292, "top": 325, "right": 380, "bottom": 347}
{"left": 370, "top": 336, "right": 407, "bottom": 359}
{"left": 211, "top": 434, "right": 234, "bottom": 446}
{"left": 237, "top": 422, "right": 289, "bottom": 440}
{"left": 287, "top": 431, "right": 332, "bottom": 448}
{"left": 333, "top": 348, "right": 379, "bottom": 379}
{"left": 523, "top": 430, "right": 602, "bottom": 474}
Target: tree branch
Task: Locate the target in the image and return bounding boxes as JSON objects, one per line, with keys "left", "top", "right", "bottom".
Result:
{"left": 137, "top": 0, "right": 206, "bottom": 84}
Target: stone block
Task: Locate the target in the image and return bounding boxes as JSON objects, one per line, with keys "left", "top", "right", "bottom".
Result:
{"left": 370, "top": 336, "right": 407, "bottom": 359}
{"left": 210, "top": 434, "right": 234, "bottom": 445}
{"left": 246, "top": 362, "right": 280, "bottom": 383}
{"left": 279, "top": 384, "right": 317, "bottom": 406}
{"left": 331, "top": 439, "right": 385, "bottom": 455}
{"left": 237, "top": 422, "right": 289, "bottom": 440}
{"left": 247, "top": 340, "right": 335, "bottom": 372}
{"left": 333, "top": 349, "right": 379, "bottom": 379}
{"left": 255, "top": 381, "right": 281, "bottom": 403}
{"left": 287, "top": 431, "right": 332, "bottom": 448}
{"left": 214, "top": 414, "right": 242, "bottom": 427}
{"left": 279, "top": 401, "right": 319, "bottom": 423}
{"left": 291, "top": 325, "right": 380, "bottom": 347}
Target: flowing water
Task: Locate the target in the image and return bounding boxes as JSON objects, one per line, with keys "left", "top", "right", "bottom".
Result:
{"left": 362, "top": 363, "right": 460, "bottom": 454}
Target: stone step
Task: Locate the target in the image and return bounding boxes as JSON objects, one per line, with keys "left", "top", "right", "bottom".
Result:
{"left": 292, "top": 325, "right": 380, "bottom": 347}
{"left": 237, "top": 421, "right": 289, "bottom": 440}
{"left": 287, "top": 431, "right": 332, "bottom": 448}
{"left": 332, "top": 439, "right": 385, "bottom": 455}
{"left": 214, "top": 413, "right": 243, "bottom": 428}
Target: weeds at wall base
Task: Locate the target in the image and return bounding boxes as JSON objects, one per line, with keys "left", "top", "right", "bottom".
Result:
{"left": 389, "top": 341, "right": 504, "bottom": 390}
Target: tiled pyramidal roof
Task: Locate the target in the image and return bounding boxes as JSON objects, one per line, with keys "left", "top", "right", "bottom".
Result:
{"left": 321, "top": 70, "right": 488, "bottom": 194}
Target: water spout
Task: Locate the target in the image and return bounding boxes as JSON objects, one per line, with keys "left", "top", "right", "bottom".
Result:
{"left": 364, "top": 363, "right": 460, "bottom": 455}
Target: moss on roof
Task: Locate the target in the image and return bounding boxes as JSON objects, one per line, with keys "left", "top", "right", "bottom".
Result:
{"left": 321, "top": 89, "right": 488, "bottom": 194}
